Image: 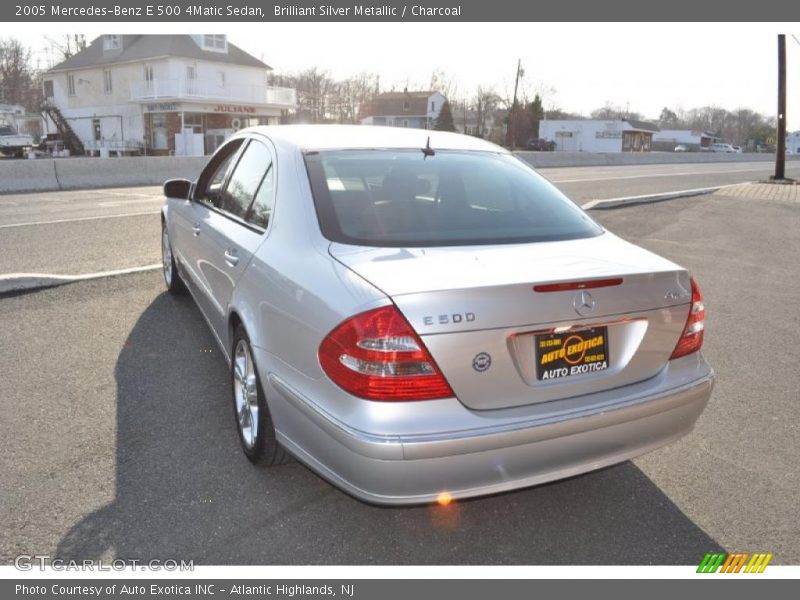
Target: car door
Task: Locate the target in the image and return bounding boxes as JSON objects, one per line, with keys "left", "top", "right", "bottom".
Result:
{"left": 173, "top": 137, "right": 245, "bottom": 324}
{"left": 192, "top": 136, "right": 276, "bottom": 347}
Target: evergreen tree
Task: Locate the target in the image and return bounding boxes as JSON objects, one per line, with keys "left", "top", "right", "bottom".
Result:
{"left": 528, "top": 94, "right": 545, "bottom": 138}
{"left": 434, "top": 100, "right": 456, "bottom": 132}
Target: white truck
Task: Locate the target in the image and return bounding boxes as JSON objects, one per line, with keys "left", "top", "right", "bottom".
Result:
{"left": 0, "top": 125, "right": 34, "bottom": 158}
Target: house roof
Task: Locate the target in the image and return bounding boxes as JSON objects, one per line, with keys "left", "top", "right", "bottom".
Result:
{"left": 623, "top": 118, "right": 660, "bottom": 132}
{"left": 361, "top": 90, "right": 442, "bottom": 118}
{"left": 48, "top": 35, "right": 270, "bottom": 72}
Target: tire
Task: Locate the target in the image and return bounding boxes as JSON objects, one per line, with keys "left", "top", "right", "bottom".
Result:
{"left": 161, "top": 220, "right": 187, "bottom": 295}
{"left": 231, "top": 325, "right": 289, "bottom": 466}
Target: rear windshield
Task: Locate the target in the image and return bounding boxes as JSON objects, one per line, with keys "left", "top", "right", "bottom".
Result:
{"left": 304, "top": 150, "right": 603, "bottom": 247}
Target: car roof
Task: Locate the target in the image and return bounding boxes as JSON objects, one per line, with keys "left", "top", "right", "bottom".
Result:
{"left": 238, "top": 124, "right": 508, "bottom": 153}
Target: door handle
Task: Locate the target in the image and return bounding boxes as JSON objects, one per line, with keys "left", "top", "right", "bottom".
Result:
{"left": 192, "top": 223, "right": 201, "bottom": 236}
{"left": 224, "top": 249, "right": 239, "bottom": 267}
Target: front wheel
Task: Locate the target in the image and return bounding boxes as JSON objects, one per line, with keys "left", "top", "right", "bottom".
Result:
{"left": 231, "top": 326, "right": 288, "bottom": 466}
{"left": 161, "top": 221, "right": 186, "bottom": 295}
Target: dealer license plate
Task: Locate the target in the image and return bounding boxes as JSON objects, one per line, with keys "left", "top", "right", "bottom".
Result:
{"left": 535, "top": 326, "right": 610, "bottom": 381}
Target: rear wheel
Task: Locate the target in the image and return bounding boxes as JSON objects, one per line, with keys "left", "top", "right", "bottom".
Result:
{"left": 231, "top": 326, "right": 288, "bottom": 466}
{"left": 161, "top": 221, "right": 186, "bottom": 295}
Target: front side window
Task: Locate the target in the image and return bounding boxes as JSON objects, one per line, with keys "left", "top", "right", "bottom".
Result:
{"left": 219, "top": 140, "right": 272, "bottom": 221}
{"left": 305, "top": 150, "right": 603, "bottom": 247}
{"left": 195, "top": 139, "right": 245, "bottom": 207}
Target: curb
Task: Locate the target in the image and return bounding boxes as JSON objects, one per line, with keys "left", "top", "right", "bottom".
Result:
{"left": 0, "top": 264, "right": 161, "bottom": 295}
{"left": 581, "top": 185, "right": 727, "bottom": 210}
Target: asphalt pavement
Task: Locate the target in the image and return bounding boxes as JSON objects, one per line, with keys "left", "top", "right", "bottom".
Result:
{"left": 1, "top": 180, "right": 798, "bottom": 565}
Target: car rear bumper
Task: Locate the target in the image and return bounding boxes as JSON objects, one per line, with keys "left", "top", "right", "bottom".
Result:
{"left": 266, "top": 359, "right": 714, "bottom": 506}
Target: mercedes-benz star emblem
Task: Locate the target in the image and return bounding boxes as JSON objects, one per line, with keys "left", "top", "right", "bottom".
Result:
{"left": 573, "top": 290, "right": 596, "bottom": 316}
{"left": 472, "top": 352, "right": 492, "bottom": 372}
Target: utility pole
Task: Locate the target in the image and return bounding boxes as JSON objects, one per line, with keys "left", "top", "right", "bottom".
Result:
{"left": 774, "top": 34, "right": 787, "bottom": 180}
{"left": 506, "top": 59, "right": 522, "bottom": 149}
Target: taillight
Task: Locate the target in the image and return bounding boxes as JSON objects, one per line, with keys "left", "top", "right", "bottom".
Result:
{"left": 670, "top": 277, "right": 705, "bottom": 360}
{"left": 319, "top": 305, "right": 454, "bottom": 401}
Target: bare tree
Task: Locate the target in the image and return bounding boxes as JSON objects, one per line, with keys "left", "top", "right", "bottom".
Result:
{"left": 429, "top": 69, "right": 459, "bottom": 102}
{"left": 590, "top": 101, "right": 642, "bottom": 121}
{"left": 270, "top": 68, "right": 380, "bottom": 124}
{"left": 44, "top": 35, "right": 87, "bottom": 64}
{"left": 0, "top": 38, "right": 35, "bottom": 107}
{"left": 473, "top": 85, "right": 501, "bottom": 138}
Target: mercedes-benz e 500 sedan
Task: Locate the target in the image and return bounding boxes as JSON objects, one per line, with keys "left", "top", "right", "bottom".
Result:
{"left": 161, "top": 125, "right": 714, "bottom": 505}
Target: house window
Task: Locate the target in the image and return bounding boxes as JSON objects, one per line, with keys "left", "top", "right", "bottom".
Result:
{"left": 186, "top": 66, "right": 196, "bottom": 94}
{"left": 43, "top": 80, "right": 54, "bottom": 99}
{"left": 144, "top": 65, "right": 154, "bottom": 82}
{"left": 431, "top": 101, "right": 435, "bottom": 112}
{"left": 103, "top": 35, "right": 121, "bottom": 51}
{"left": 217, "top": 70, "right": 225, "bottom": 88}
{"left": 403, "top": 101, "right": 409, "bottom": 111}
{"left": 182, "top": 113, "right": 204, "bottom": 134}
{"left": 103, "top": 69, "right": 112, "bottom": 94}
{"left": 202, "top": 35, "right": 227, "bottom": 51}
{"left": 67, "top": 74, "right": 75, "bottom": 96}
{"left": 402, "top": 120, "right": 409, "bottom": 128}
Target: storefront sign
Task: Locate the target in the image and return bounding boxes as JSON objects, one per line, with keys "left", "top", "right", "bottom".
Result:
{"left": 145, "top": 102, "right": 178, "bottom": 112}
{"left": 213, "top": 104, "right": 257, "bottom": 114}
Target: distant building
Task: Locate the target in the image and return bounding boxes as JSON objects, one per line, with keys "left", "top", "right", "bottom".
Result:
{"left": 360, "top": 90, "right": 446, "bottom": 129}
{"left": 43, "top": 34, "right": 296, "bottom": 156}
{"left": 653, "top": 129, "right": 717, "bottom": 152}
{"left": 539, "top": 119, "right": 660, "bottom": 152}
{"left": 787, "top": 131, "right": 800, "bottom": 154}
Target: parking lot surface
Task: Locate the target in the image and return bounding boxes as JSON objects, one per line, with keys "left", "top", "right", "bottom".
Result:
{"left": 1, "top": 186, "right": 797, "bottom": 564}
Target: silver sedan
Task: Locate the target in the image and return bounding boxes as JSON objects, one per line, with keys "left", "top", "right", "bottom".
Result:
{"left": 161, "top": 125, "right": 714, "bottom": 505}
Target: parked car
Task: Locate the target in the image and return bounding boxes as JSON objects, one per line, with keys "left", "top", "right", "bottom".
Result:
{"left": 161, "top": 125, "right": 714, "bottom": 505}
{"left": 674, "top": 144, "right": 688, "bottom": 152}
{"left": 526, "top": 137, "right": 556, "bottom": 151}
{"left": 709, "top": 143, "right": 737, "bottom": 153}
{"left": 732, "top": 146, "right": 743, "bottom": 153}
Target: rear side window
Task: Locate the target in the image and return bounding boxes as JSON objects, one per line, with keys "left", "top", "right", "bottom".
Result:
{"left": 246, "top": 163, "right": 275, "bottom": 229}
{"left": 304, "top": 150, "right": 603, "bottom": 247}
{"left": 220, "top": 140, "right": 272, "bottom": 220}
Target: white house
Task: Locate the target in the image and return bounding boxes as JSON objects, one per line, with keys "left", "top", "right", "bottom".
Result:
{"left": 539, "top": 119, "right": 660, "bottom": 152}
{"left": 653, "top": 129, "right": 716, "bottom": 152}
{"left": 43, "top": 34, "right": 296, "bottom": 156}
{"left": 360, "top": 90, "right": 446, "bottom": 129}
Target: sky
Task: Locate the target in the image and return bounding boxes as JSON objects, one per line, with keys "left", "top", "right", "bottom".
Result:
{"left": 12, "top": 22, "right": 800, "bottom": 128}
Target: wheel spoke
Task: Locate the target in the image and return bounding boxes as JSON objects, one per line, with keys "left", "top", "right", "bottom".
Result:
{"left": 234, "top": 355, "right": 246, "bottom": 385}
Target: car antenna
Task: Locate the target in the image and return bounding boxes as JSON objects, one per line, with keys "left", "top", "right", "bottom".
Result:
{"left": 421, "top": 136, "right": 435, "bottom": 159}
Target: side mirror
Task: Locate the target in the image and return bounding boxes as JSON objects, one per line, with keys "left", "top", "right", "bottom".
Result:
{"left": 163, "top": 178, "right": 192, "bottom": 200}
